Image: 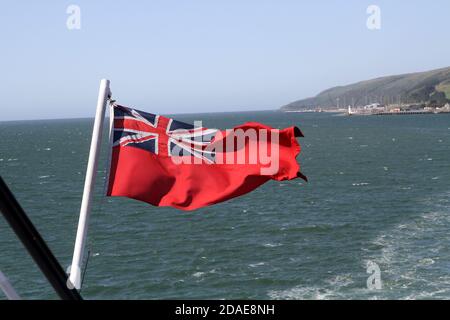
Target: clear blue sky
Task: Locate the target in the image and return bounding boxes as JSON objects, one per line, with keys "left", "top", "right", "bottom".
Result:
{"left": 1, "top": 0, "right": 449, "bottom": 120}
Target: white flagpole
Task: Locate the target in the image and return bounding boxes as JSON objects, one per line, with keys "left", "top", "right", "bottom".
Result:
{"left": 68, "top": 79, "right": 111, "bottom": 289}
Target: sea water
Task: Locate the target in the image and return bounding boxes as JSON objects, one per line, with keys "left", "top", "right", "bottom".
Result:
{"left": 1, "top": 111, "right": 450, "bottom": 299}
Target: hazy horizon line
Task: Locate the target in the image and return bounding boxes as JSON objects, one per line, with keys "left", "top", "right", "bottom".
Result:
{"left": 0, "top": 107, "right": 279, "bottom": 123}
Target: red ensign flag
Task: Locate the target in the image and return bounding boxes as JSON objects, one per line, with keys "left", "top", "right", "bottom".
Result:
{"left": 106, "top": 104, "right": 306, "bottom": 210}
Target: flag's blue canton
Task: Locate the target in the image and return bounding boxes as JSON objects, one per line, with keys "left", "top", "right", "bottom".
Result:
{"left": 113, "top": 105, "right": 159, "bottom": 154}
{"left": 112, "top": 105, "right": 218, "bottom": 163}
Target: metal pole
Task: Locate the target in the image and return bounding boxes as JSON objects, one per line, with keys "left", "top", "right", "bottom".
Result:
{"left": 0, "top": 270, "right": 21, "bottom": 300}
{"left": 69, "top": 79, "right": 110, "bottom": 289}
{"left": 0, "top": 176, "right": 82, "bottom": 300}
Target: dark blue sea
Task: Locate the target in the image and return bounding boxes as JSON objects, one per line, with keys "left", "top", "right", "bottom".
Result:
{"left": 1, "top": 111, "right": 450, "bottom": 299}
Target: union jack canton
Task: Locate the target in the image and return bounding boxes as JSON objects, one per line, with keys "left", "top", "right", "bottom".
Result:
{"left": 112, "top": 104, "right": 218, "bottom": 163}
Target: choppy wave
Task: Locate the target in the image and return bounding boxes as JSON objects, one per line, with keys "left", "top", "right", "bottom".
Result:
{"left": 363, "top": 191, "right": 450, "bottom": 299}
{"left": 268, "top": 274, "right": 355, "bottom": 300}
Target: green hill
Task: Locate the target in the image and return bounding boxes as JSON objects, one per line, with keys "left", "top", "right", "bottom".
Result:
{"left": 281, "top": 66, "right": 450, "bottom": 111}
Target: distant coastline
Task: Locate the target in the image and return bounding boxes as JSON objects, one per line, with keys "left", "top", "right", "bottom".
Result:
{"left": 281, "top": 66, "right": 450, "bottom": 115}
{"left": 284, "top": 103, "right": 450, "bottom": 116}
